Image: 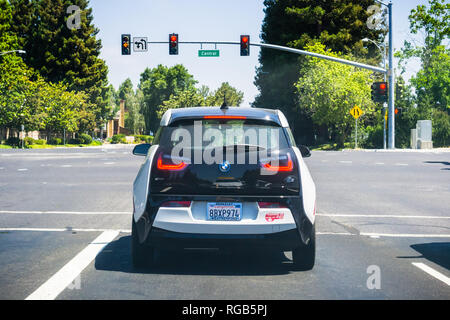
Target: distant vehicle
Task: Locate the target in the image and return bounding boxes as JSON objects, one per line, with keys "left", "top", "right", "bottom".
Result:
{"left": 131, "top": 107, "right": 316, "bottom": 270}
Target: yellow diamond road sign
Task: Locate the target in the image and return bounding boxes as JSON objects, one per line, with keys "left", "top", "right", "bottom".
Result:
{"left": 350, "top": 106, "right": 363, "bottom": 119}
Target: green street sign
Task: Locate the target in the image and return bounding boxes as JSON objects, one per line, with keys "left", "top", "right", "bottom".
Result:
{"left": 198, "top": 50, "right": 220, "bottom": 57}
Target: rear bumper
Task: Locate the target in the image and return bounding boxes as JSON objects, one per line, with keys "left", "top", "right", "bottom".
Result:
{"left": 147, "top": 227, "right": 302, "bottom": 251}
{"left": 134, "top": 195, "right": 314, "bottom": 248}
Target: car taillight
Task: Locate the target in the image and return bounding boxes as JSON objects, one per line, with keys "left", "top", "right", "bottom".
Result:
{"left": 260, "top": 153, "right": 293, "bottom": 172}
{"left": 160, "top": 201, "right": 191, "bottom": 208}
{"left": 157, "top": 154, "right": 188, "bottom": 171}
{"left": 258, "top": 202, "right": 288, "bottom": 209}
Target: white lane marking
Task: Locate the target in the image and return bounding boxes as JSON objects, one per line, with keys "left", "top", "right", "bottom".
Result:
{"left": 17, "top": 168, "right": 28, "bottom": 171}
{"left": 25, "top": 230, "right": 119, "bottom": 300}
{"left": 361, "top": 232, "right": 450, "bottom": 238}
{"left": 412, "top": 262, "right": 450, "bottom": 286}
{"left": 317, "top": 213, "right": 450, "bottom": 219}
{"left": 1, "top": 228, "right": 449, "bottom": 239}
{"left": 339, "top": 161, "right": 353, "bottom": 164}
{"left": 0, "top": 227, "right": 131, "bottom": 233}
{"left": 375, "top": 162, "right": 384, "bottom": 165}
{"left": 395, "top": 163, "right": 409, "bottom": 166}
{"left": 0, "top": 167, "right": 4, "bottom": 170}
{"left": 0, "top": 211, "right": 130, "bottom": 215}
{"left": 104, "top": 162, "right": 115, "bottom": 165}
{"left": 317, "top": 232, "right": 353, "bottom": 236}
{"left": 61, "top": 165, "right": 72, "bottom": 168}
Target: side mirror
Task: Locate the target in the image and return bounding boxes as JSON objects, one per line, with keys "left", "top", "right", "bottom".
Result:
{"left": 299, "top": 145, "right": 311, "bottom": 158}
{"left": 132, "top": 143, "right": 151, "bottom": 156}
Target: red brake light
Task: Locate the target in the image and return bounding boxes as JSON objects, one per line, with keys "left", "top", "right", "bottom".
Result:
{"left": 161, "top": 201, "right": 191, "bottom": 208}
{"left": 157, "top": 154, "right": 188, "bottom": 171}
{"left": 203, "top": 116, "right": 247, "bottom": 120}
{"left": 261, "top": 153, "right": 294, "bottom": 172}
{"left": 258, "top": 202, "right": 288, "bottom": 209}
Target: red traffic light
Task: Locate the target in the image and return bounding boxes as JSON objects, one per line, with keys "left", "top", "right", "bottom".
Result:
{"left": 169, "top": 33, "right": 179, "bottom": 55}
{"left": 240, "top": 35, "right": 250, "bottom": 56}
{"left": 379, "top": 83, "right": 386, "bottom": 90}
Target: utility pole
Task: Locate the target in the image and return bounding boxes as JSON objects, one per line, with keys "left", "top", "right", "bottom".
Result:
{"left": 387, "top": 1, "right": 395, "bottom": 149}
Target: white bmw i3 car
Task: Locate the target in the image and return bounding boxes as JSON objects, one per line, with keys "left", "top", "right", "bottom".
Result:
{"left": 131, "top": 106, "right": 316, "bottom": 270}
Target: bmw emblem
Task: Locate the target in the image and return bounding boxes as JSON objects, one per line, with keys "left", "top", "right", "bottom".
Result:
{"left": 219, "top": 161, "right": 231, "bottom": 173}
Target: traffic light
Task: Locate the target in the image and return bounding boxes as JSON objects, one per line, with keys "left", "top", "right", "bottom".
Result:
{"left": 240, "top": 35, "right": 250, "bottom": 56}
{"left": 395, "top": 107, "right": 402, "bottom": 116}
{"left": 121, "top": 34, "right": 131, "bottom": 55}
{"left": 169, "top": 33, "right": 178, "bottom": 55}
{"left": 371, "top": 81, "right": 388, "bottom": 103}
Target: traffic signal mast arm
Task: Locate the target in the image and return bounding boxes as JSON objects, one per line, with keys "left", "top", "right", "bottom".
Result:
{"left": 144, "top": 40, "right": 387, "bottom": 74}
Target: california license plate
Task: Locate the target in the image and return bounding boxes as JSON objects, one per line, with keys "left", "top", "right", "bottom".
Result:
{"left": 207, "top": 202, "right": 242, "bottom": 221}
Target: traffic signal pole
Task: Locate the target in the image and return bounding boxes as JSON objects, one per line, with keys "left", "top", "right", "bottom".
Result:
{"left": 387, "top": 2, "right": 395, "bottom": 149}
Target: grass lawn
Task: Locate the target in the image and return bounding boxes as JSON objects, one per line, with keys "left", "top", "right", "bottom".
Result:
{"left": 310, "top": 142, "right": 353, "bottom": 151}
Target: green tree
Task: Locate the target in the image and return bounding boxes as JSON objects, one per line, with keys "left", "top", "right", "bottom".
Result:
{"left": 124, "top": 89, "right": 145, "bottom": 135}
{"left": 9, "top": 0, "right": 35, "bottom": 51}
{"left": 295, "top": 42, "right": 376, "bottom": 147}
{"left": 118, "top": 78, "right": 134, "bottom": 103}
{"left": 11, "top": 0, "right": 110, "bottom": 126}
{"left": 157, "top": 88, "right": 207, "bottom": 120}
{"left": 254, "top": 0, "right": 385, "bottom": 144}
{"left": 139, "top": 64, "right": 197, "bottom": 133}
{"left": 205, "top": 82, "right": 244, "bottom": 107}
{"left": 395, "top": 0, "right": 449, "bottom": 147}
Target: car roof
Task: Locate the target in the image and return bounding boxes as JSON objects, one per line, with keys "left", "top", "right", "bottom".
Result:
{"left": 160, "top": 107, "right": 289, "bottom": 127}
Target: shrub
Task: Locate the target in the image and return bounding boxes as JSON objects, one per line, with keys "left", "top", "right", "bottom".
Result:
{"left": 91, "top": 140, "right": 102, "bottom": 146}
{"left": 48, "top": 137, "right": 62, "bottom": 145}
{"left": 6, "top": 137, "right": 21, "bottom": 147}
{"left": 134, "top": 135, "right": 153, "bottom": 144}
{"left": 111, "top": 134, "right": 126, "bottom": 144}
{"left": 24, "top": 137, "right": 35, "bottom": 147}
{"left": 34, "top": 139, "right": 46, "bottom": 145}
{"left": 79, "top": 133, "right": 93, "bottom": 145}
{"left": 68, "top": 138, "right": 83, "bottom": 144}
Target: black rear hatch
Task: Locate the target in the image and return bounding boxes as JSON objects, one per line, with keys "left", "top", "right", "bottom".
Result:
{"left": 150, "top": 118, "right": 300, "bottom": 196}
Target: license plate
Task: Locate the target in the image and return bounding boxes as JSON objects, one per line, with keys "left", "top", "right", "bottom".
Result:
{"left": 207, "top": 202, "right": 242, "bottom": 221}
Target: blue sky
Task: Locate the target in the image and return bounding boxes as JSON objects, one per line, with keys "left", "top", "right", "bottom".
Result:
{"left": 90, "top": 0, "right": 429, "bottom": 107}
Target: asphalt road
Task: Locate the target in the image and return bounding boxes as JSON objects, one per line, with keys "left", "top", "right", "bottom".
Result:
{"left": 0, "top": 145, "right": 449, "bottom": 299}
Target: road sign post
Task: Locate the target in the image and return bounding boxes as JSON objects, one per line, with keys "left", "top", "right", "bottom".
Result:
{"left": 350, "top": 106, "right": 364, "bottom": 149}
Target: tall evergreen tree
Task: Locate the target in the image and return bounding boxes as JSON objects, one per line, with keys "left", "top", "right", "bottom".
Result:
{"left": 10, "top": 0, "right": 110, "bottom": 128}
{"left": 254, "top": 0, "right": 386, "bottom": 144}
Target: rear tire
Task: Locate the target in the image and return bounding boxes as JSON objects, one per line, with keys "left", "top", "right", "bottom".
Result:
{"left": 131, "top": 217, "right": 154, "bottom": 269}
{"left": 292, "top": 224, "right": 315, "bottom": 271}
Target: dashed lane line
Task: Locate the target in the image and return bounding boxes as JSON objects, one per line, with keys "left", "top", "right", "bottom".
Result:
{"left": 0, "top": 211, "right": 129, "bottom": 215}
{"left": 360, "top": 232, "right": 450, "bottom": 238}
{"left": 0, "top": 227, "right": 131, "bottom": 233}
{"left": 25, "top": 230, "right": 119, "bottom": 300}
{"left": 412, "top": 262, "right": 450, "bottom": 286}
{"left": 317, "top": 213, "right": 450, "bottom": 219}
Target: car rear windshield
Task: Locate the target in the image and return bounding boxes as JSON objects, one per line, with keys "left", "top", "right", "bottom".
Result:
{"left": 154, "top": 119, "right": 290, "bottom": 151}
